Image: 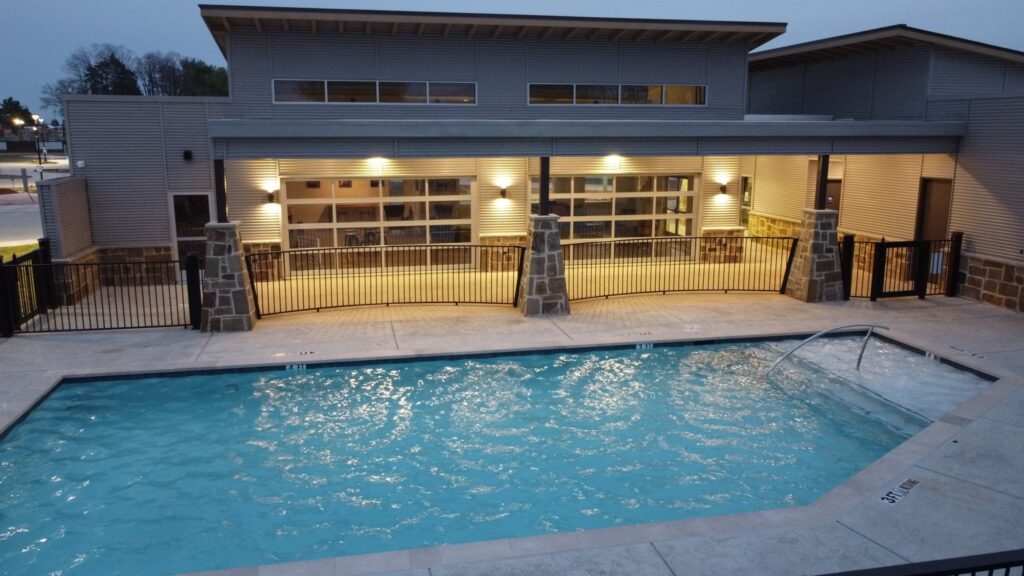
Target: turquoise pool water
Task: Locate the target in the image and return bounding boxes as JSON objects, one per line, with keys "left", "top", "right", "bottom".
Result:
{"left": 0, "top": 338, "right": 982, "bottom": 575}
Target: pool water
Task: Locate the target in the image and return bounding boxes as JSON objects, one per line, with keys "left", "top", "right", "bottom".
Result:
{"left": 0, "top": 338, "right": 989, "bottom": 575}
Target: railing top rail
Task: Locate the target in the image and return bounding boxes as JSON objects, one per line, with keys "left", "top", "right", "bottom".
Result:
{"left": 6, "top": 250, "right": 41, "bottom": 266}
{"left": 565, "top": 235, "right": 797, "bottom": 247}
{"left": 247, "top": 243, "right": 525, "bottom": 258}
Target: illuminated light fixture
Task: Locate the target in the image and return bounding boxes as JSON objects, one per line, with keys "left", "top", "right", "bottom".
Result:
{"left": 500, "top": 188, "right": 507, "bottom": 198}
{"left": 719, "top": 184, "right": 727, "bottom": 194}
{"left": 605, "top": 154, "right": 623, "bottom": 172}
{"left": 368, "top": 156, "right": 387, "bottom": 176}
{"left": 267, "top": 191, "right": 279, "bottom": 204}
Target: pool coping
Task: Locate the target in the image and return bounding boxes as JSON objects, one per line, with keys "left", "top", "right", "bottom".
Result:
{"left": 1, "top": 327, "right": 1020, "bottom": 576}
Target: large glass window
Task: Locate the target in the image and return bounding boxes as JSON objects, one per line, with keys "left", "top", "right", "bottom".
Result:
{"left": 429, "top": 83, "right": 476, "bottom": 104}
{"left": 575, "top": 85, "right": 618, "bottom": 104}
{"left": 664, "top": 85, "right": 707, "bottom": 105}
{"left": 530, "top": 84, "right": 574, "bottom": 104}
{"left": 327, "top": 81, "right": 376, "bottom": 103}
{"left": 621, "top": 85, "right": 662, "bottom": 105}
{"left": 273, "top": 80, "right": 325, "bottom": 103}
{"left": 379, "top": 82, "right": 427, "bottom": 103}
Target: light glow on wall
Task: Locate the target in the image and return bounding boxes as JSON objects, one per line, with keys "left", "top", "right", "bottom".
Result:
{"left": 367, "top": 156, "right": 388, "bottom": 176}
{"left": 261, "top": 179, "right": 280, "bottom": 194}
{"left": 603, "top": 154, "right": 623, "bottom": 172}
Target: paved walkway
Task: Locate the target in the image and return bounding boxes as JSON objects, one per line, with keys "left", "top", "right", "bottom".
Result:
{"left": 1, "top": 294, "right": 1023, "bottom": 576}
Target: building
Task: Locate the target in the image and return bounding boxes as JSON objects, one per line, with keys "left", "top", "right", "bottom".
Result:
{"left": 37, "top": 5, "right": 1024, "bottom": 324}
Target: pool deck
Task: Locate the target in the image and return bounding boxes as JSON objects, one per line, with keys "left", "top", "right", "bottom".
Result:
{"left": 1, "top": 293, "right": 1023, "bottom": 576}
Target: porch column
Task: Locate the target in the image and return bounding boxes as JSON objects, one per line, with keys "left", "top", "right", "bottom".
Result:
{"left": 214, "top": 159, "right": 229, "bottom": 223}
{"left": 813, "top": 154, "right": 830, "bottom": 210}
{"left": 539, "top": 156, "right": 551, "bottom": 215}
{"left": 200, "top": 222, "right": 257, "bottom": 331}
{"left": 784, "top": 208, "right": 845, "bottom": 303}
{"left": 517, "top": 214, "right": 570, "bottom": 316}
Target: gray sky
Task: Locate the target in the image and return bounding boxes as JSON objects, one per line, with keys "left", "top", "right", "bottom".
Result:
{"left": 2, "top": 0, "right": 1023, "bottom": 117}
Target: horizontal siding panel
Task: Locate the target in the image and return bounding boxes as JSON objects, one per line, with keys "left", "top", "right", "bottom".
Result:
{"left": 278, "top": 158, "right": 476, "bottom": 178}
{"left": 552, "top": 139, "right": 700, "bottom": 157}
{"left": 379, "top": 36, "right": 476, "bottom": 80}
{"left": 747, "top": 67, "right": 804, "bottom": 115}
{"left": 478, "top": 157, "right": 529, "bottom": 236}
{"left": 271, "top": 32, "right": 377, "bottom": 79}
{"left": 700, "top": 137, "right": 829, "bottom": 155}
{"left": 55, "top": 178, "right": 93, "bottom": 257}
{"left": 225, "top": 159, "right": 281, "bottom": 242}
{"left": 223, "top": 138, "right": 395, "bottom": 159}
{"left": 396, "top": 138, "right": 550, "bottom": 157}
{"left": 700, "top": 156, "right": 740, "bottom": 230}
{"left": 801, "top": 54, "right": 875, "bottom": 119}
{"left": 950, "top": 97, "right": 1024, "bottom": 263}
{"left": 921, "top": 153, "right": 956, "bottom": 179}
{"left": 527, "top": 39, "right": 619, "bottom": 83}
{"left": 870, "top": 45, "right": 929, "bottom": 119}
{"left": 619, "top": 41, "right": 708, "bottom": 84}
{"left": 751, "top": 155, "right": 809, "bottom": 222}
{"left": 161, "top": 102, "right": 212, "bottom": 191}
{"left": 925, "top": 99, "right": 970, "bottom": 121}
{"left": 66, "top": 99, "right": 170, "bottom": 246}
{"left": 527, "top": 156, "right": 703, "bottom": 175}
{"left": 929, "top": 47, "right": 1009, "bottom": 97}
{"left": 840, "top": 154, "right": 921, "bottom": 240}
{"left": 831, "top": 137, "right": 959, "bottom": 154}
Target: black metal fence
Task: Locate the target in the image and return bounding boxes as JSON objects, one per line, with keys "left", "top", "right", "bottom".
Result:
{"left": 0, "top": 242, "right": 203, "bottom": 335}
{"left": 819, "top": 547, "right": 1024, "bottom": 576}
{"left": 244, "top": 244, "right": 526, "bottom": 316}
{"left": 840, "top": 233, "right": 962, "bottom": 300}
{"left": 563, "top": 236, "right": 799, "bottom": 301}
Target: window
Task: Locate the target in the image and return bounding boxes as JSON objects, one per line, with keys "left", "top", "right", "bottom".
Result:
{"left": 664, "top": 85, "right": 706, "bottom": 105}
{"left": 621, "top": 85, "right": 663, "bottom": 105}
{"left": 379, "top": 82, "right": 427, "bottom": 103}
{"left": 327, "top": 81, "right": 376, "bottom": 103}
{"left": 530, "top": 84, "right": 574, "bottom": 104}
{"left": 429, "top": 83, "right": 476, "bottom": 104}
{"left": 173, "top": 195, "right": 211, "bottom": 239}
{"left": 529, "top": 173, "right": 697, "bottom": 246}
{"left": 575, "top": 85, "right": 618, "bottom": 105}
{"left": 273, "top": 80, "right": 325, "bottom": 103}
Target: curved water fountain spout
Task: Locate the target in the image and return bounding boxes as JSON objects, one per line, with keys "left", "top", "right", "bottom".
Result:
{"left": 763, "top": 324, "right": 890, "bottom": 377}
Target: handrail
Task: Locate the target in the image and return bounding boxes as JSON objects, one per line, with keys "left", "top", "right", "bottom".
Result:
{"left": 763, "top": 323, "right": 890, "bottom": 377}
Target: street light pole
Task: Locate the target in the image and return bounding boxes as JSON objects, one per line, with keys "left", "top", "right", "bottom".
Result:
{"left": 31, "top": 115, "right": 42, "bottom": 165}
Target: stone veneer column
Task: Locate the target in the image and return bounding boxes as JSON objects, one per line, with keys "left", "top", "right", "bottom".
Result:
{"left": 785, "top": 209, "right": 845, "bottom": 303}
{"left": 518, "top": 214, "right": 570, "bottom": 316}
{"left": 201, "top": 222, "right": 257, "bottom": 332}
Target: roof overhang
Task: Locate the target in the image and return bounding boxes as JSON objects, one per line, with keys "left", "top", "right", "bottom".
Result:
{"left": 751, "top": 25, "right": 1024, "bottom": 70}
{"left": 199, "top": 5, "right": 786, "bottom": 58}
{"left": 208, "top": 119, "right": 966, "bottom": 140}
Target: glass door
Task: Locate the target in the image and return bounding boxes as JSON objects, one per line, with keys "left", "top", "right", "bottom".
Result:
{"left": 172, "top": 193, "right": 212, "bottom": 267}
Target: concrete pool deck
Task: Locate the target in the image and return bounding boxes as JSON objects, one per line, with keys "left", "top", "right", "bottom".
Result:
{"left": 1, "top": 293, "right": 1023, "bottom": 575}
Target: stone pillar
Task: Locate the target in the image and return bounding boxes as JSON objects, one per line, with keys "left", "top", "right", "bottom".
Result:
{"left": 201, "top": 222, "right": 257, "bottom": 332}
{"left": 785, "top": 209, "right": 844, "bottom": 303}
{"left": 518, "top": 214, "right": 570, "bottom": 316}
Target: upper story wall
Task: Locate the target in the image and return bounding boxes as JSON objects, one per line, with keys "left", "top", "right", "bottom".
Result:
{"left": 211, "top": 30, "right": 750, "bottom": 121}
{"left": 748, "top": 44, "right": 930, "bottom": 119}
{"left": 749, "top": 42, "right": 1024, "bottom": 121}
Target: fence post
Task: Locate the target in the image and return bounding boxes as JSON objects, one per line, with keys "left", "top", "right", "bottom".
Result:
{"left": 512, "top": 246, "right": 526, "bottom": 307}
{"left": 914, "top": 240, "right": 930, "bottom": 299}
{"left": 870, "top": 242, "right": 887, "bottom": 301}
{"left": 946, "top": 232, "right": 964, "bottom": 297}
{"left": 840, "top": 234, "right": 855, "bottom": 300}
{"left": 0, "top": 257, "right": 13, "bottom": 337}
{"left": 185, "top": 252, "right": 202, "bottom": 330}
{"left": 34, "top": 237, "right": 54, "bottom": 313}
{"left": 244, "top": 253, "right": 262, "bottom": 319}
{"left": 779, "top": 237, "right": 799, "bottom": 294}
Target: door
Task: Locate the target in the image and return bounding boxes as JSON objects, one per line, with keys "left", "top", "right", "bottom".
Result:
{"left": 916, "top": 179, "right": 952, "bottom": 240}
{"left": 825, "top": 180, "right": 842, "bottom": 212}
{"left": 172, "top": 194, "right": 212, "bottom": 266}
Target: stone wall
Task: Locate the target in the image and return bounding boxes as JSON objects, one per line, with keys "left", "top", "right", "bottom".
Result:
{"left": 960, "top": 254, "right": 1024, "bottom": 312}
{"left": 747, "top": 213, "right": 802, "bottom": 238}
{"left": 52, "top": 245, "right": 177, "bottom": 305}
{"left": 243, "top": 241, "right": 283, "bottom": 282}
{"left": 517, "top": 215, "right": 569, "bottom": 316}
{"left": 700, "top": 227, "right": 745, "bottom": 263}
{"left": 480, "top": 234, "right": 528, "bottom": 272}
{"left": 784, "top": 209, "right": 844, "bottom": 303}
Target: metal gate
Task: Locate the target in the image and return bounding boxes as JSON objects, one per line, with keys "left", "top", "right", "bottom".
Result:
{"left": 840, "top": 233, "right": 962, "bottom": 301}
{"left": 0, "top": 240, "right": 203, "bottom": 336}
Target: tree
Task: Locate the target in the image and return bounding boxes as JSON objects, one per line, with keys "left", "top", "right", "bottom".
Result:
{"left": 40, "top": 78, "right": 79, "bottom": 118}
{"left": 136, "top": 51, "right": 183, "bottom": 96}
{"left": 179, "top": 57, "right": 228, "bottom": 97}
{"left": 85, "top": 53, "right": 142, "bottom": 95}
{"left": 1, "top": 97, "right": 35, "bottom": 131}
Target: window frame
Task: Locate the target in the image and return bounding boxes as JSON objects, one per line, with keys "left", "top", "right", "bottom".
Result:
{"left": 527, "top": 83, "right": 708, "bottom": 107}
{"left": 272, "top": 79, "right": 478, "bottom": 106}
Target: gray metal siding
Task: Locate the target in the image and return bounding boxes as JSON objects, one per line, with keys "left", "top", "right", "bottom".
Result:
{"left": 53, "top": 177, "right": 93, "bottom": 257}
{"left": 162, "top": 102, "right": 213, "bottom": 191}
{"left": 224, "top": 159, "right": 280, "bottom": 242}
{"left": 749, "top": 155, "right": 809, "bottom": 222}
{"left": 747, "top": 67, "right": 804, "bottom": 115}
{"left": 929, "top": 47, "right": 1016, "bottom": 97}
{"left": 801, "top": 55, "right": 874, "bottom": 119}
{"left": 216, "top": 30, "right": 748, "bottom": 121}
{"left": 949, "top": 96, "right": 1024, "bottom": 263}
{"left": 870, "top": 45, "right": 930, "bottom": 119}
{"left": 65, "top": 99, "right": 171, "bottom": 246}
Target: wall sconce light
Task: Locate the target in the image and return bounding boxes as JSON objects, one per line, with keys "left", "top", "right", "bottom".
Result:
{"left": 267, "top": 191, "right": 279, "bottom": 204}
{"left": 500, "top": 188, "right": 507, "bottom": 198}
{"left": 719, "top": 184, "right": 728, "bottom": 194}
{"left": 183, "top": 150, "right": 193, "bottom": 161}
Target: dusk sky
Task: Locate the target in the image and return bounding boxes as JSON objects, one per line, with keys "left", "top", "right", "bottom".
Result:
{"left": 2, "top": 0, "right": 1023, "bottom": 117}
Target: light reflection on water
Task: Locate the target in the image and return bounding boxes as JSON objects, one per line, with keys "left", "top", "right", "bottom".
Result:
{"left": 0, "top": 337, "right": 989, "bottom": 576}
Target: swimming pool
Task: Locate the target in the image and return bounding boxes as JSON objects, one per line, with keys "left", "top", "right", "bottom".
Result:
{"left": 0, "top": 336, "right": 990, "bottom": 575}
